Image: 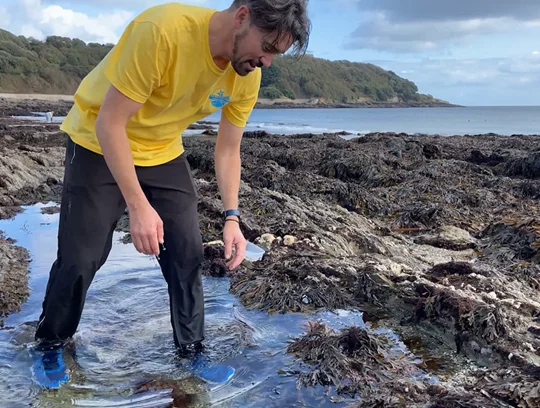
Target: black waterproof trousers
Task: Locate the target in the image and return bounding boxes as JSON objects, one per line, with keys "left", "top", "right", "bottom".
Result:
{"left": 35, "top": 136, "right": 205, "bottom": 348}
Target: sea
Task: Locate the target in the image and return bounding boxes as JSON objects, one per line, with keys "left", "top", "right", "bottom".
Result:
{"left": 20, "top": 106, "right": 540, "bottom": 137}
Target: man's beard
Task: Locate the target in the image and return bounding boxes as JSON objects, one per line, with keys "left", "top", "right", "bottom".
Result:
{"left": 231, "top": 30, "right": 260, "bottom": 76}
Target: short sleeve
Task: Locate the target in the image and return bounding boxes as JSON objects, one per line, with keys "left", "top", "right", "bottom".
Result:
{"left": 104, "top": 20, "right": 170, "bottom": 104}
{"left": 223, "top": 69, "right": 261, "bottom": 128}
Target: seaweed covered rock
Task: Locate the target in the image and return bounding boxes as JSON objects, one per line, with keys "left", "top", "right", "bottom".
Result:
{"left": 475, "top": 368, "right": 540, "bottom": 408}
{"left": 201, "top": 242, "right": 229, "bottom": 277}
{"left": 479, "top": 217, "right": 540, "bottom": 263}
{"left": 0, "top": 234, "right": 30, "bottom": 327}
{"left": 230, "top": 253, "right": 358, "bottom": 313}
{"left": 2, "top": 114, "right": 540, "bottom": 406}
{"left": 320, "top": 153, "right": 403, "bottom": 188}
{"left": 502, "top": 152, "right": 540, "bottom": 179}
{"left": 415, "top": 225, "right": 478, "bottom": 251}
{"left": 288, "top": 321, "right": 505, "bottom": 407}
{"left": 287, "top": 321, "right": 423, "bottom": 397}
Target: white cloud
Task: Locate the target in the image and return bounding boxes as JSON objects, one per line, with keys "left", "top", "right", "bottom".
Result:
{"left": 371, "top": 51, "right": 540, "bottom": 102}
{"left": 41, "top": 0, "right": 208, "bottom": 8}
{"left": 346, "top": 12, "right": 540, "bottom": 53}
{"left": 2, "top": 0, "right": 134, "bottom": 44}
{"left": 355, "top": 0, "right": 540, "bottom": 23}
{"left": 364, "top": 55, "right": 540, "bottom": 105}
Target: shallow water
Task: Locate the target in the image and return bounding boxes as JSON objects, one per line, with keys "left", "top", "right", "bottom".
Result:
{"left": 0, "top": 204, "right": 436, "bottom": 407}
{"left": 17, "top": 105, "right": 540, "bottom": 136}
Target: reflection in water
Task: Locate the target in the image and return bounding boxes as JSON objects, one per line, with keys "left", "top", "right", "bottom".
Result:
{"left": 0, "top": 204, "right": 430, "bottom": 407}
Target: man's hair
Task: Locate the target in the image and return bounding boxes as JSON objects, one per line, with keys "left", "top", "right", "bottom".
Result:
{"left": 231, "top": 0, "right": 311, "bottom": 57}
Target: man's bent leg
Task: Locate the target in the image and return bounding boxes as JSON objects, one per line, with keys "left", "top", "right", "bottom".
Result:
{"left": 138, "top": 154, "right": 205, "bottom": 349}
{"left": 140, "top": 154, "right": 235, "bottom": 384}
{"left": 35, "top": 137, "right": 126, "bottom": 343}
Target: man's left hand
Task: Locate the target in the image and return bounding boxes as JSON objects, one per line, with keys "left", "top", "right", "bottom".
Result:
{"left": 223, "top": 219, "right": 246, "bottom": 269}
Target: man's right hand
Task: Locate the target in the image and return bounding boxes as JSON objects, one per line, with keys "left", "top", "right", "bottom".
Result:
{"left": 129, "top": 202, "right": 164, "bottom": 256}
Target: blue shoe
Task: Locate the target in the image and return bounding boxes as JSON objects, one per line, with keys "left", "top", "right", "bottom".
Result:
{"left": 190, "top": 352, "right": 235, "bottom": 384}
{"left": 30, "top": 345, "right": 69, "bottom": 389}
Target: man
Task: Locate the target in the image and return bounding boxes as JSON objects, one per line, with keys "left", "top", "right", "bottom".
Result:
{"left": 30, "top": 0, "right": 310, "bottom": 389}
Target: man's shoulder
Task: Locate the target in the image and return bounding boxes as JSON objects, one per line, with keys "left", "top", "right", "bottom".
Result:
{"left": 133, "top": 2, "right": 215, "bottom": 36}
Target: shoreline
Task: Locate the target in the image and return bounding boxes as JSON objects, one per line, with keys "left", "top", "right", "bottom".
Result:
{"left": 0, "top": 93, "right": 461, "bottom": 111}
{"left": 1, "top": 104, "right": 540, "bottom": 405}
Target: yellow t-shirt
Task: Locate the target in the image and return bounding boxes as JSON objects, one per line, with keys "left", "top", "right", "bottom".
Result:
{"left": 60, "top": 3, "right": 261, "bottom": 167}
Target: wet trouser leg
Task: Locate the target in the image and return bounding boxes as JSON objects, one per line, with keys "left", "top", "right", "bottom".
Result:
{"left": 35, "top": 138, "right": 205, "bottom": 348}
{"left": 35, "top": 137, "right": 126, "bottom": 343}
{"left": 137, "top": 155, "right": 205, "bottom": 348}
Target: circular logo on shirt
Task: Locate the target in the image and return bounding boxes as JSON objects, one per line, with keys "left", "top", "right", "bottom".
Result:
{"left": 209, "top": 88, "right": 231, "bottom": 108}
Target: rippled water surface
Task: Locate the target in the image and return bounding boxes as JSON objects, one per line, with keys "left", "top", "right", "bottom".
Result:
{"left": 0, "top": 204, "right": 433, "bottom": 407}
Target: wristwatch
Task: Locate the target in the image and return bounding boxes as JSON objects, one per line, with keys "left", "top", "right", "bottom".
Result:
{"left": 223, "top": 209, "right": 241, "bottom": 219}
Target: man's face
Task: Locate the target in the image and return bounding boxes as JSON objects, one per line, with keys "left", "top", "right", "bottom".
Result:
{"left": 230, "top": 24, "right": 292, "bottom": 76}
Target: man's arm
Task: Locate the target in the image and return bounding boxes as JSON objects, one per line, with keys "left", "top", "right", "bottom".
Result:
{"left": 215, "top": 112, "right": 245, "bottom": 268}
{"left": 215, "top": 112, "right": 243, "bottom": 214}
{"left": 96, "top": 86, "right": 164, "bottom": 256}
{"left": 92, "top": 18, "right": 169, "bottom": 256}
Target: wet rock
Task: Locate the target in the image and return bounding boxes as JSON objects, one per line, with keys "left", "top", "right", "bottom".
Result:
{"left": 243, "top": 130, "right": 271, "bottom": 138}
{"left": 0, "top": 98, "right": 73, "bottom": 118}
{"left": 415, "top": 225, "right": 478, "bottom": 251}
{"left": 428, "top": 261, "right": 476, "bottom": 278}
{"left": 187, "top": 123, "right": 213, "bottom": 130}
{"left": 133, "top": 377, "right": 207, "bottom": 407}
{"left": 414, "top": 283, "right": 510, "bottom": 348}
{"left": 515, "top": 180, "right": 540, "bottom": 199}
{"left": 422, "top": 143, "right": 442, "bottom": 159}
{"left": 288, "top": 321, "right": 503, "bottom": 407}
{"left": 475, "top": 368, "right": 540, "bottom": 408}
{"left": 439, "top": 225, "right": 477, "bottom": 246}
{"left": 288, "top": 321, "right": 406, "bottom": 396}
{"left": 41, "top": 205, "right": 60, "bottom": 214}
{"left": 480, "top": 218, "right": 540, "bottom": 263}
{"left": 0, "top": 233, "right": 30, "bottom": 326}
{"left": 503, "top": 151, "right": 540, "bottom": 179}
{"left": 468, "top": 149, "right": 506, "bottom": 166}
{"left": 201, "top": 242, "right": 228, "bottom": 277}
{"left": 230, "top": 254, "right": 358, "bottom": 313}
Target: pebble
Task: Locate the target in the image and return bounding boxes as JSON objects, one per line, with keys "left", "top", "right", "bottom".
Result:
{"left": 258, "top": 233, "right": 277, "bottom": 250}
{"left": 486, "top": 291, "right": 498, "bottom": 300}
{"left": 389, "top": 262, "right": 402, "bottom": 274}
{"left": 283, "top": 235, "right": 297, "bottom": 246}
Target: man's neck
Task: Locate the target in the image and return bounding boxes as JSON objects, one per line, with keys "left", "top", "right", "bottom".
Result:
{"left": 209, "top": 10, "right": 233, "bottom": 69}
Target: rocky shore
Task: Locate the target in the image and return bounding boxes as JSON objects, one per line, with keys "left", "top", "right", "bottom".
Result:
{"left": 254, "top": 100, "right": 462, "bottom": 109}
{"left": 1, "top": 99, "right": 539, "bottom": 406}
{"left": 0, "top": 95, "right": 459, "bottom": 118}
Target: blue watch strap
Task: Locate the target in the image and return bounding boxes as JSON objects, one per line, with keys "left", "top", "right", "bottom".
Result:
{"left": 223, "top": 209, "right": 241, "bottom": 218}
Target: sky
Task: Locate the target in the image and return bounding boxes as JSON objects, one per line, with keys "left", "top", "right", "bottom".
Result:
{"left": 1, "top": 0, "right": 540, "bottom": 106}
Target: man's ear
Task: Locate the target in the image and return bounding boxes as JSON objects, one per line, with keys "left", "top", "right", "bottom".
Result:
{"left": 233, "top": 5, "right": 251, "bottom": 29}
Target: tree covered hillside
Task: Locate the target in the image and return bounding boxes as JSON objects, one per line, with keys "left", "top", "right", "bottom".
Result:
{"left": 0, "top": 29, "right": 444, "bottom": 104}
{"left": 0, "top": 29, "right": 112, "bottom": 94}
{"left": 260, "top": 54, "right": 441, "bottom": 103}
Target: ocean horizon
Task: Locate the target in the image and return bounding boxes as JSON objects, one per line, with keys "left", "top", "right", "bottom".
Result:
{"left": 18, "top": 105, "right": 540, "bottom": 137}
